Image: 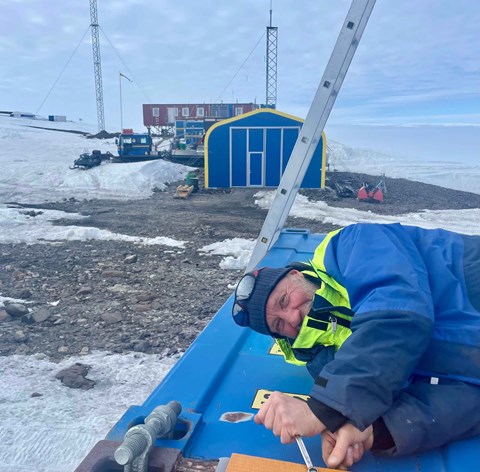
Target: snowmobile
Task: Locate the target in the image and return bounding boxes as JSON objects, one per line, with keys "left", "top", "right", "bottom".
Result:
{"left": 70, "top": 150, "right": 114, "bottom": 170}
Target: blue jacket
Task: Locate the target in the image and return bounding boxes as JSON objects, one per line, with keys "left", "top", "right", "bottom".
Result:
{"left": 307, "top": 223, "right": 480, "bottom": 455}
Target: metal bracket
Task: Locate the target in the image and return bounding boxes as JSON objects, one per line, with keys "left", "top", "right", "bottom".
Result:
{"left": 114, "top": 401, "right": 182, "bottom": 472}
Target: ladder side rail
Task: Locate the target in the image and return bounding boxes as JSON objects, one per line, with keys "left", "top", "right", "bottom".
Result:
{"left": 246, "top": 0, "right": 377, "bottom": 272}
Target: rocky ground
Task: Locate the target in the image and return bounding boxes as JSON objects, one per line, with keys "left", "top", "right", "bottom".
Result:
{"left": 2, "top": 171, "right": 480, "bottom": 363}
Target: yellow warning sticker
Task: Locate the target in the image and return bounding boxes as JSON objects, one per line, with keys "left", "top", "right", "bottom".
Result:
{"left": 251, "top": 389, "right": 310, "bottom": 409}
{"left": 268, "top": 343, "right": 283, "bottom": 355}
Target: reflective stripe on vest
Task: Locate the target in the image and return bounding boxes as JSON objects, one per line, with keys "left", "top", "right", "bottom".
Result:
{"left": 276, "top": 229, "right": 353, "bottom": 366}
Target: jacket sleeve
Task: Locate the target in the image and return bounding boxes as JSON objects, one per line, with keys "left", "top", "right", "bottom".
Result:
{"left": 309, "top": 223, "right": 435, "bottom": 430}
{"left": 381, "top": 378, "right": 480, "bottom": 455}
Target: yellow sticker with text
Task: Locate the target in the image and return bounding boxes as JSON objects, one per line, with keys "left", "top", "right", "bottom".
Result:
{"left": 251, "top": 389, "right": 310, "bottom": 409}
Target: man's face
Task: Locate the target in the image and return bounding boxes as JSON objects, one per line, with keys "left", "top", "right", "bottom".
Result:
{"left": 265, "top": 270, "right": 317, "bottom": 338}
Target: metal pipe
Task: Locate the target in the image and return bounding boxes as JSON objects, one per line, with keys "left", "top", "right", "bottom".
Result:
{"left": 114, "top": 400, "right": 182, "bottom": 472}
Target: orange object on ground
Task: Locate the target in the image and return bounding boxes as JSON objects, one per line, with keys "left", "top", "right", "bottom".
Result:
{"left": 175, "top": 184, "right": 194, "bottom": 199}
{"left": 357, "top": 184, "right": 384, "bottom": 203}
{"left": 225, "top": 453, "right": 346, "bottom": 472}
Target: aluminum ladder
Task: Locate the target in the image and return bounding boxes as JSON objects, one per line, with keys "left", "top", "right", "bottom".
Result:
{"left": 246, "top": 0, "right": 377, "bottom": 272}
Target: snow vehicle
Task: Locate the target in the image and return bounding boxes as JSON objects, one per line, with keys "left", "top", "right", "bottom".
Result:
{"left": 70, "top": 150, "right": 113, "bottom": 169}
{"left": 113, "top": 130, "right": 171, "bottom": 163}
{"left": 71, "top": 131, "right": 170, "bottom": 169}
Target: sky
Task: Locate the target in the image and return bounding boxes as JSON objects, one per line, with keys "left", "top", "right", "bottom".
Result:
{"left": 1, "top": 0, "right": 479, "bottom": 133}
{"left": 1, "top": 118, "right": 480, "bottom": 470}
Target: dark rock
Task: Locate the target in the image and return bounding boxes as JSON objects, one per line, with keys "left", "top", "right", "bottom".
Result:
{"left": 15, "top": 344, "right": 29, "bottom": 354}
{"left": 136, "top": 292, "right": 156, "bottom": 302}
{"left": 151, "top": 301, "right": 162, "bottom": 310}
{"left": 22, "top": 210, "right": 43, "bottom": 217}
{"left": 133, "top": 340, "right": 150, "bottom": 352}
{"left": 102, "top": 270, "right": 125, "bottom": 277}
{"left": 14, "top": 330, "right": 27, "bottom": 343}
{"left": 55, "top": 363, "right": 95, "bottom": 390}
{"left": 17, "top": 289, "right": 32, "bottom": 299}
{"left": 0, "top": 308, "right": 11, "bottom": 322}
{"left": 21, "top": 314, "right": 35, "bottom": 325}
{"left": 124, "top": 254, "right": 138, "bottom": 264}
{"left": 77, "top": 286, "right": 94, "bottom": 295}
{"left": 32, "top": 308, "right": 51, "bottom": 323}
{"left": 131, "top": 304, "right": 151, "bottom": 313}
{"left": 101, "top": 312, "right": 123, "bottom": 324}
{"left": 5, "top": 303, "right": 29, "bottom": 317}
{"left": 22, "top": 308, "right": 51, "bottom": 324}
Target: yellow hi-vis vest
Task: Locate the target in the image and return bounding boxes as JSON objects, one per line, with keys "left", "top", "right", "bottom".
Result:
{"left": 276, "top": 229, "right": 354, "bottom": 366}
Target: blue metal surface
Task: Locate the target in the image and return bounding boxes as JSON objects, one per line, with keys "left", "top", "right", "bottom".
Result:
{"left": 106, "top": 229, "right": 480, "bottom": 471}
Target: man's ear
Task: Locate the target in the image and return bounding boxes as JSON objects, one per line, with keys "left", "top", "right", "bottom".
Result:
{"left": 287, "top": 269, "right": 302, "bottom": 278}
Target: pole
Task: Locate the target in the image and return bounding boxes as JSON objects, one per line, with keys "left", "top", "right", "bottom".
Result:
{"left": 119, "top": 73, "right": 132, "bottom": 132}
{"left": 119, "top": 72, "right": 123, "bottom": 132}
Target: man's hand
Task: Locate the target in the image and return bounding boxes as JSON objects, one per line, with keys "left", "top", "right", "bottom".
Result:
{"left": 254, "top": 391, "right": 326, "bottom": 444}
{"left": 321, "top": 423, "right": 374, "bottom": 470}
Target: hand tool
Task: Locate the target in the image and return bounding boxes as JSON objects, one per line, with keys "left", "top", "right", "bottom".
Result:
{"left": 295, "top": 436, "right": 317, "bottom": 472}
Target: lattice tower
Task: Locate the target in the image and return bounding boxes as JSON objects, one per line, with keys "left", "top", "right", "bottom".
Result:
{"left": 266, "top": 3, "right": 278, "bottom": 108}
{"left": 89, "top": 0, "right": 105, "bottom": 131}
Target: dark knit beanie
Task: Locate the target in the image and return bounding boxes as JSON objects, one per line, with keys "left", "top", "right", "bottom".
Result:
{"left": 242, "top": 267, "right": 292, "bottom": 335}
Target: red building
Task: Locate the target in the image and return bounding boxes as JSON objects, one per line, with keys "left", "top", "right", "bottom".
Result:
{"left": 143, "top": 103, "right": 259, "bottom": 128}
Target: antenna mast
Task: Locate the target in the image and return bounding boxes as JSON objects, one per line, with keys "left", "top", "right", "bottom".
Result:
{"left": 266, "top": 0, "right": 278, "bottom": 108}
{"left": 89, "top": 0, "right": 105, "bottom": 132}
{"left": 248, "top": 0, "right": 377, "bottom": 271}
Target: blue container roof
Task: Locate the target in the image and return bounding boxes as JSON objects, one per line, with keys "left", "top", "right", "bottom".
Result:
{"left": 106, "top": 229, "right": 479, "bottom": 471}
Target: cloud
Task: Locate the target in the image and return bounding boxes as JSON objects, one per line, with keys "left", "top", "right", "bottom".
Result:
{"left": 0, "top": 0, "right": 478, "bottom": 130}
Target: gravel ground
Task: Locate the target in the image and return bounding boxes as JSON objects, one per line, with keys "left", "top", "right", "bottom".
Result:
{"left": 2, "top": 172, "right": 480, "bottom": 362}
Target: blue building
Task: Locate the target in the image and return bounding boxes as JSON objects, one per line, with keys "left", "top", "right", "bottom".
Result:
{"left": 175, "top": 120, "right": 205, "bottom": 145}
{"left": 204, "top": 109, "right": 326, "bottom": 188}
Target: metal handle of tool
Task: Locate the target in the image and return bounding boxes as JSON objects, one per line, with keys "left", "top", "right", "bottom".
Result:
{"left": 295, "top": 436, "right": 317, "bottom": 472}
